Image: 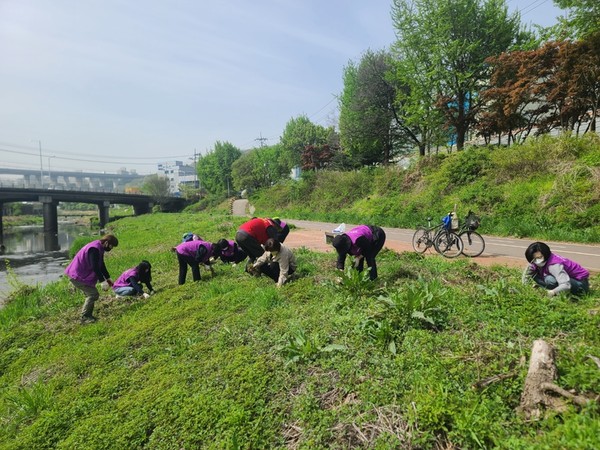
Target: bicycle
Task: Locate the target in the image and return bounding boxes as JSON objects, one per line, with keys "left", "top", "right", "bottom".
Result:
{"left": 455, "top": 210, "right": 485, "bottom": 257}
{"left": 412, "top": 215, "right": 464, "bottom": 258}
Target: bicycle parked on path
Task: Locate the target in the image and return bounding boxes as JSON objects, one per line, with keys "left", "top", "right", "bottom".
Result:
{"left": 456, "top": 210, "right": 485, "bottom": 257}
{"left": 412, "top": 214, "right": 464, "bottom": 258}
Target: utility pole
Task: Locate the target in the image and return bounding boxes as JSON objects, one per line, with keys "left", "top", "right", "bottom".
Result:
{"left": 255, "top": 132, "right": 267, "bottom": 148}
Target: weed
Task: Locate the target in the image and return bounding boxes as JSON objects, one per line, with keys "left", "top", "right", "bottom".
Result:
{"left": 330, "top": 266, "right": 376, "bottom": 303}
{"left": 278, "top": 329, "right": 345, "bottom": 365}
{"left": 2, "top": 380, "right": 54, "bottom": 424}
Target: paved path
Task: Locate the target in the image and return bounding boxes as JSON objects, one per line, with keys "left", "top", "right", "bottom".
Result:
{"left": 282, "top": 219, "right": 600, "bottom": 274}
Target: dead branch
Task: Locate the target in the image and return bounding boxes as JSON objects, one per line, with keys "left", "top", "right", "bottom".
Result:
{"left": 540, "top": 382, "right": 590, "bottom": 407}
{"left": 473, "top": 371, "right": 518, "bottom": 389}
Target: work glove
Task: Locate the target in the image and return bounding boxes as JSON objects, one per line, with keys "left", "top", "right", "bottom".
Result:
{"left": 100, "top": 280, "right": 110, "bottom": 291}
{"left": 142, "top": 292, "right": 151, "bottom": 299}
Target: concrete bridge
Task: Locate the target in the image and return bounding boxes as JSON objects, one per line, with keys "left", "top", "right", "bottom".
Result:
{"left": 0, "top": 167, "right": 143, "bottom": 191}
{"left": 0, "top": 186, "right": 184, "bottom": 250}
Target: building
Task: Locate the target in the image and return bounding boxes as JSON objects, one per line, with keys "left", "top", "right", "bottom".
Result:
{"left": 157, "top": 161, "right": 197, "bottom": 195}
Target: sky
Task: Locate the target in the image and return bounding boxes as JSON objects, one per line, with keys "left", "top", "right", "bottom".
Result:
{"left": 0, "top": 0, "right": 566, "bottom": 175}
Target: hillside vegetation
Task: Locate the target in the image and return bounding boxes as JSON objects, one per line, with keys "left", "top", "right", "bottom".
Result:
{"left": 252, "top": 134, "right": 600, "bottom": 243}
{"left": 0, "top": 207, "right": 599, "bottom": 448}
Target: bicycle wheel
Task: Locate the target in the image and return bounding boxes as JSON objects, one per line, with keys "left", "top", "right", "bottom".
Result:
{"left": 459, "top": 231, "right": 485, "bottom": 257}
{"left": 434, "top": 231, "right": 463, "bottom": 258}
{"left": 412, "top": 227, "right": 432, "bottom": 253}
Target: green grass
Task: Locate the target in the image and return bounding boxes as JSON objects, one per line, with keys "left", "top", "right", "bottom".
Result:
{"left": 1, "top": 212, "right": 599, "bottom": 448}
{"left": 252, "top": 134, "right": 600, "bottom": 243}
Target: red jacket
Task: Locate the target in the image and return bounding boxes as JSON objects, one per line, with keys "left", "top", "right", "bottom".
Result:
{"left": 238, "top": 218, "right": 272, "bottom": 244}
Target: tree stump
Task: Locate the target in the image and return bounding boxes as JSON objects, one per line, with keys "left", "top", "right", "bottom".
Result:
{"left": 518, "top": 339, "right": 590, "bottom": 420}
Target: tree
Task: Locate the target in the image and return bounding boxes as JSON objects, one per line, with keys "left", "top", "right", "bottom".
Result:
{"left": 231, "top": 144, "right": 288, "bottom": 191}
{"left": 279, "top": 116, "right": 330, "bottom": 171}
{"left": 548, "top": 32, "right": 600, "bottom": 133}
{"left": 142, "top": 174, "right": 170, "bottom": 208}
{"left": 481, "top": 34, "right": 600, "bottom": 141}
{"left": 480, "top": 44, "right": 558, "bottom": 144}
{"left": 392, "top": 0, "right": 528, "bottom": 150}
{"left": 339, "top": 50, "right": 413, "bottom": 164}
{"left": 196, "top": 141, "right": 242, "bottom": 196}
{"left": 552, "top": 0, "right": 600, "bottom": 39}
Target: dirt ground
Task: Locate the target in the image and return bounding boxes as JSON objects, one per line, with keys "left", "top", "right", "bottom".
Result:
{"left": 283, "top": 228, "right": 525, "bottom": 271}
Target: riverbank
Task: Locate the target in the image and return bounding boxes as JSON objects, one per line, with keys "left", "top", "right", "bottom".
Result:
{"left": 1, "top": 211, "right": 599, "bottom": 448}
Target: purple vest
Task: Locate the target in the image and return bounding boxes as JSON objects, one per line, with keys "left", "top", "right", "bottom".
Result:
{"left": 346, "top": 225, "right": 373, "bottom": 256}
{"left": 534, "top": 253, "right": 589, "bottom": 280}
{"left": 113, "top": 267, "right": 139, "bottom": 289}
{"left": 175, "top": 240, "right": 213, "bottom": 263}
{"left": 221, "top": 240, "right": 236, "bottom": 258}
{"left": 64, "top": 240, "right": 104, "bottom": 286}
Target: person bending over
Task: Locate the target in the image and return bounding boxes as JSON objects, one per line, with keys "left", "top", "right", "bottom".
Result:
{"left": 332, "top": 225, "right": 386, "bottom": 280}
{"left": 173, "top": 239, "right": 223, "bottom": 284}
{"left": 235, "top": 217, "right": 283, "bottom": 263}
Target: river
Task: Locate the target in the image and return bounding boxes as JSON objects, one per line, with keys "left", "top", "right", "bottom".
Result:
{"left": 0, "top": 222, "right": 91, "bottom": 304}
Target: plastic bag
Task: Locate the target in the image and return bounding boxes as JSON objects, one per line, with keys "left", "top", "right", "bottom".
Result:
{"left": 333, "top": 223, "right": 346, "bottom": 233}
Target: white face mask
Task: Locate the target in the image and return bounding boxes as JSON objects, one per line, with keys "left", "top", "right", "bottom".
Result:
{"left": 533, "top": 258, "right": 546, "bottom": 267}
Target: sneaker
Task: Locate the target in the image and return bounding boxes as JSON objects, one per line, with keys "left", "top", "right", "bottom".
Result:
{"left": 80, "top": 315, "right": 97, "bottom": 324}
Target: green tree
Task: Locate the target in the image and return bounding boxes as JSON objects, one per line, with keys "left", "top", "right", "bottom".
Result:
{"left": 279, "top": 116, "right": 330, "bottom": 171}
{"left": 392, "top": 0, "right": 527, "bottom": 150}
{"left": 231, "top": 144, "right": 288, "bottom": 191}
{"left": 339, "top": 50, "right": 402, "bottom": 165}
{"left": 197, "top": 141, "right": 242, "bottom": 196}
{"left": 553, "top": 0, "right": 600, "bottom": 38}
{"left": 142, "top": 174, "right": 170, "bottom": 208}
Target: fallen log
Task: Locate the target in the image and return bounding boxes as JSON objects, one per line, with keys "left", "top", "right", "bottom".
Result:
{"left": 517, "top": 339, "right": 593, "bottom": 420}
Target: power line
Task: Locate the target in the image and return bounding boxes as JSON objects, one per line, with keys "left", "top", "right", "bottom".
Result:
{"left": 0, "top": 141, "right": 194, "bottom": 162}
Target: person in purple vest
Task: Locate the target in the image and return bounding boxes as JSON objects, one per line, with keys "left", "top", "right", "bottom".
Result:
{"left": 269, "top": 218, "right": 290, "bottom": 243}
{"left": 172, "top": 239, "right": 224, "bottom": 284}
{"left": 331, "top": 225, "right": 386, "bottom": 280}
{"left": 112, "top": 260, "right": 155, "bottom": 298}
{"left": 522, "top": 241, "right": 590, "bottom": 296}
{"left": 64, "top": 234, "right": 118, "bottom": 324}
{"left": 215, "top": 239, "right": 247, "bottom": 265}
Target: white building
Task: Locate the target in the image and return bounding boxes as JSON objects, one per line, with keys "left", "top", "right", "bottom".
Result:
{"left": 157, "top": 161, "right": 197, "bottom": 194}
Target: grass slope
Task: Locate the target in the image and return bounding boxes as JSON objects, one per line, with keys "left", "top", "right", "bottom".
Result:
{"left": 1, "top": 212, "right": 599, "bottom": 448}
{"left": 252, "top": 134, "right": 600, "bottom": 244}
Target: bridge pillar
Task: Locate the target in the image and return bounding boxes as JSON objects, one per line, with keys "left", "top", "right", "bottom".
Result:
{"left": 39, "top": 196, "right": 60, "bottom": 250}
{"left": 133, "top": 202, "right": 153, "bottom": 216}
{"left": 98, "top": 201, "right": 110, "bottom": 228}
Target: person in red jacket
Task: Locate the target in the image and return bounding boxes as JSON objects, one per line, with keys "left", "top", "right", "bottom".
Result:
{"left": 332, "top": 225, "right": 386, "bottom": 280}
{"left": 235, "top": 217, "right": 283, "bottom": 263}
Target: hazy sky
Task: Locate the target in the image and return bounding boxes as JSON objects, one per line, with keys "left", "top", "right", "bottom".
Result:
{"left": 1, "top": 0, "right": 565, "bottom": 175}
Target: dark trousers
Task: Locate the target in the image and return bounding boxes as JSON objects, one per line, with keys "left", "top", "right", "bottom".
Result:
{"left": 221, "top": 248, "right": 248, "bottom": 264}
{"left": 259, "top": 262, "right": 295, "bottom": 282}
{"left": 177, "top": 252, "right": 200, "bottom": 284}
{"left": 235, "top": 230, "right": 265, "bottom": 262}
{"left": 533, "top": 274, "right": 590, "bottom": 296}
{"left": 371, "top": 227, "right": 386, "bottom": 256}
